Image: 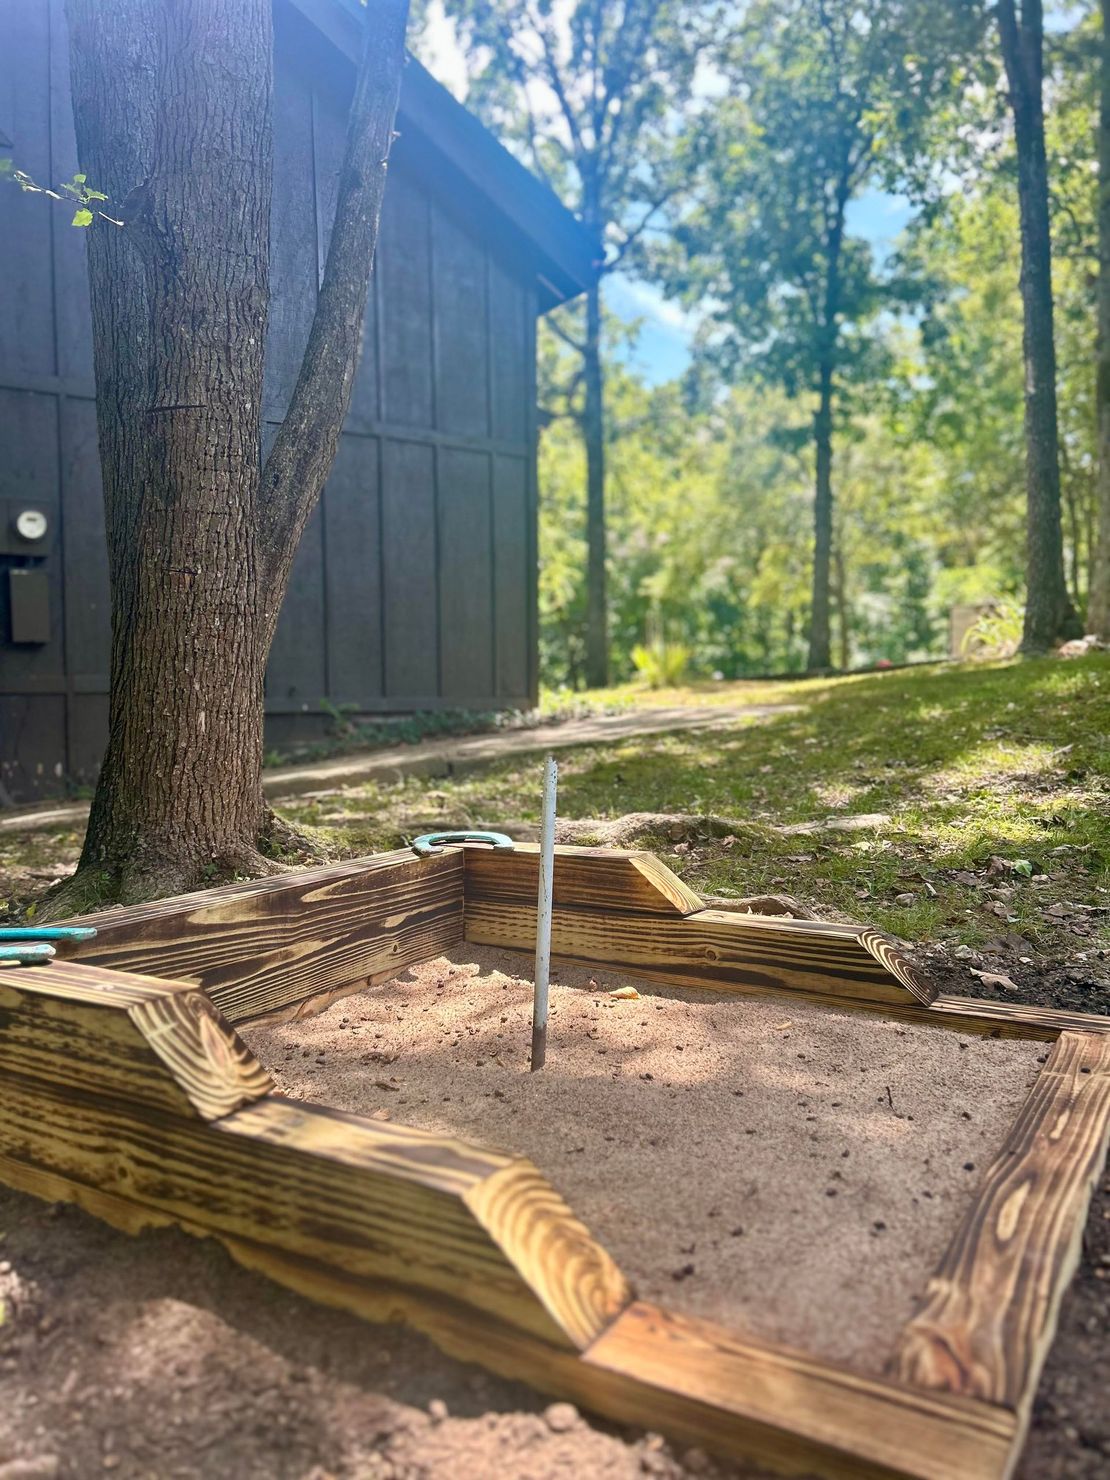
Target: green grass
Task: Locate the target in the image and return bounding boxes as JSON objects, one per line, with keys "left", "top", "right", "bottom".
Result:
{"left": 277, "top": 655, "right": 1110, "bottom": 958}
{"left": 3, "top": 655, "right": 1107, "bottom": 962}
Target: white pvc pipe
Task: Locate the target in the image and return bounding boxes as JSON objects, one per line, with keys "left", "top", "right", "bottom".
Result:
{"left": 530, "top": 754, "right": 558, "bottom": 1071}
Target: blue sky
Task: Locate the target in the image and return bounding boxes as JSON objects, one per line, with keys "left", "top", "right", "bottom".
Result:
{"left": 607, "top": 187, "right": 915, "bottom": 386}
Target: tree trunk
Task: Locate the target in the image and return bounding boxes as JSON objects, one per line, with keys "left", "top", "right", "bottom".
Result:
{"left": 1091, "top": 0, "right": 1110, "bottom": 637}
{"left": 53, "top": 0, "right": 407, "bottom": 911}
{"left": 832, "top": 522, "right": 850, "bottom": 671}
{"left": 808, "top": 361, "right": 834, "bottom": 671}
{"left": 583, "top": 277, "right": 608, "bottom": 687}
{"left": 998, "top": 0, "right": 1083, "bottom": 650}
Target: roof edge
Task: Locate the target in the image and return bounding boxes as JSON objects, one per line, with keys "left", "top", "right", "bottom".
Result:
{"left": 285, "top": 0, "right": 601, "bottom": 310}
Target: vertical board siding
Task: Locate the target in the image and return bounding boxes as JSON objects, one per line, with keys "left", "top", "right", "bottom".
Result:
{"left": 0, "top": 696, "right": 67, "bottom": 801}
{"left": 48, "top": 0, "right": 94, "bottom": 385}
{"left": 268, "top": 500, "right": 327, "bottom": 713}
{"left": 0, "top": 15, "right": 542, "bottom": 800}
{"left": 60, "top": 397, "right": 109, "bottom": 677}
{"left": 493, "top": 454, "right": 530, "bottom": 697}
{"left": 379, "top": 174, "right": 435, "bottom": 428}
{"left": 490, "top": 260, "right": 527, "bottom": 445}
{"left": 0, "top": 0, "right": 55, "bottom": 379}
{"left": 381, "top": 439, "right": 438, "bottom": 696}
{"left": 324, "top": 434, "right": 384, "bottom": 703}
{"left": 438, "top": 447, "right": 494, "bottom": 699}
{"left": 432, "top": 204, "right": 490, "bottom": 438}
{"left": 65, "top": 693, "right": 108, "bottom": 788}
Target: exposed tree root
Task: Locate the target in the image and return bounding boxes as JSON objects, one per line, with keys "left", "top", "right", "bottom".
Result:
{"left": 258, "top": 808, "right": 332, "bottom": 865}
{"left": 701, "top": 893, "right": 817, "bottom": 920}
{"left": 550, "top": 811, "right": 762, "bottom": 849}
{"left": 34, "top": 810, "right": 333, "bottom": 921}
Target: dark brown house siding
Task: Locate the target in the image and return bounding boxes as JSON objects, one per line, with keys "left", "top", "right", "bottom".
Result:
{"left": 0, "top": 0, "right": 593, "bottom": 803}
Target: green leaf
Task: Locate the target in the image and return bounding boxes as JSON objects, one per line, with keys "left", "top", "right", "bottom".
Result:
{"left": 71, "top": 207, "right": 94, "bottom": 227}
{"left": 1011, "top": 859, "right": 1034, "bottom": 877}
{"left": 73, "top": 172, "right": 86, "bottom": 184}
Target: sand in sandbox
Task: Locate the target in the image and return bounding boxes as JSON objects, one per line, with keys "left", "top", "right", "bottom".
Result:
{"left": 241, "top": 946, "right": 1046, "bottom": 1376}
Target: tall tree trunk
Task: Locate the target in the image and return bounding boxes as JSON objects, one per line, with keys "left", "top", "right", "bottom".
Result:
{"left": 808, "top": 360, "right": 834, "bottom": 671}
{"left": 1091, "top": 0, "right": 1110, "bottom": 637}
{"left": 832, "top": 521, "right": 850, "bottom": 672}
{"left": 998, "top": 0, "right": 1083, "bottom": 651}
{"left": 583, "top": 277, "right": 608, "bottom": 687}
{"left": 53, "top": 0, "right": 407, "bottom": 912}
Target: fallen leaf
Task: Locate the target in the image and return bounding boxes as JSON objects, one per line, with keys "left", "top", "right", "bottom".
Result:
{"left": 970, "top": 968, "right": 1018, "bottom": 991}
{"left": 772, "top": 1021, "right": 793, "bottom": 1031}
{"left": 609, "top": 986, "right": 641, "bottom": 1000}
{"left": 369, "top": 1108, "right": 392, "bottom": 1121}
{"left": 373, "top": 1079, "right": 400, "bottom": 1091}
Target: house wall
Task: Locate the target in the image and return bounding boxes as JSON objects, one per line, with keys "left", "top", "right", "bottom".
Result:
{"left": 0, "top": 0, "right": 539, "bottom": 803}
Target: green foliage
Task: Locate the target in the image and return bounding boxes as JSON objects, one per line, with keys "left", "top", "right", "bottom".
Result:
{"left": 630, "top": 640, "right": 691, "bottom": 688}
{"left": 0, "top": 157, "right": 116, "bottom": 227}
{"left": 961, "top": 600, "right": 1026, "bottom": 660}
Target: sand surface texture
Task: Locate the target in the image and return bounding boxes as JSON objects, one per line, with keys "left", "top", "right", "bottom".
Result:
{"left": 242, "top": 946, "right": 1046, "bottom": 1375}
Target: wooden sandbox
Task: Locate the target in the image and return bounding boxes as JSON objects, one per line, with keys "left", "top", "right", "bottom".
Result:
{"left": 1, "top": 843, "right": 1107, "bottom": 1479}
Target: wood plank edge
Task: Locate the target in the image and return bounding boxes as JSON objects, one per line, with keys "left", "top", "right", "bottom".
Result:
{"left": 221, "top": 933, "right": 467, "bottom": 1027}
{"left": 892, "top": 1031, "right": 1110, "bottom": 1428}
{"left": 583, "top": 1302, "right": 1017, "bottom": 1480}
{"left": 60, "top": 847, "right": 461, "bottom": 932}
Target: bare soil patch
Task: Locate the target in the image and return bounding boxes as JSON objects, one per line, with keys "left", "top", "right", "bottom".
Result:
{"left": 0, "top": 1187, "right": 735, "bottom": 1480}
{"left": 242, "top": 946, "right": 1045, "bottom": 1376}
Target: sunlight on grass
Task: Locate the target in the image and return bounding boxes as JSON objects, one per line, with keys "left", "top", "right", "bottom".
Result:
{"left": 5, "top": 655, "right": 1107, "bottom": 961}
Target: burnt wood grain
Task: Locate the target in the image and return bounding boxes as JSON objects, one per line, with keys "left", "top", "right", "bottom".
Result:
{"left": 0, "top": 964, "right": 629, "bottom": 1355}
{"left": 582, "top": 1302, "right": 1017, "bottom": 1480}
{"left": 465, "top": 896, "right": 938, "bottom": 1009}
{"left": 892, "top": 1030, "right": 1110, "bottom": 1416}
{"left": 463, "top": 844, "right": 705, "bottom": 917}
{"left": 0, "top": 959, "right": 271, "bottom": 1120}
{"left": 63, "top": 849, "right": 464, "bottom": 1024}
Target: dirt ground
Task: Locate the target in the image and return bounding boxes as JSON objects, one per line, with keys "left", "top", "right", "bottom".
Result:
{"left": 243, "top": 947, "right": 1043, "bottom": 1376}
{"left": 0, "top": 1187, "right": 738, "bottom": 1480}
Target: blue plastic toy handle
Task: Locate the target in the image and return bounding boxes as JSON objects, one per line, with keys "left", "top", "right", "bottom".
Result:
{"left": 0, "top": 926, "right": 97, "bottom": 942}
{"left": 0, "top": 942, "right": 57, "bottom": 965}
{"left": 411, "top": 830, "right": 515, "bottom": 857}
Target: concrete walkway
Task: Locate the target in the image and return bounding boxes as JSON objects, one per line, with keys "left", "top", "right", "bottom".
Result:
{"left": 0, "top": 702, "right": 790, "bottom": 835}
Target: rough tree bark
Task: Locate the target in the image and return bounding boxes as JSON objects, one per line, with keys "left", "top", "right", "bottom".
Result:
{"left": 583, "top": 275, "right": 609, "bottom": 688}
{"left": 49, "top": 0, "right": 409, "bottom": 912}
{"left": 1091, "top": 0, "right": 1110, "bottom": 637}
{"left": 997, "top": 0, "right": 1083, "bottom": 651}
{"left": 808, "top": 357, "right": 835, "bottom": 672}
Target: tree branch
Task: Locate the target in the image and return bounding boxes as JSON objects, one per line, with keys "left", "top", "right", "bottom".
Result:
{"left": 537, "top": 23, "right": 586, "bottom": 161}
{"left": 491, "top": 17, "right": 558, "bottom": 190}
{"left": 259, "top": 0, "right": 409, "bottom": 598}
{"left": 546, "top": 314, "right": 588, "bottom": 354}
{"left": 605, "top": 185, "right": 679, "bottom": 270}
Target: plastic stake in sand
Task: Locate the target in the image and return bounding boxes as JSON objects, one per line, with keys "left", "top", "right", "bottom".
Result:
{"left": 242, "top": 946, "right": 1047, "bottom": 1376}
